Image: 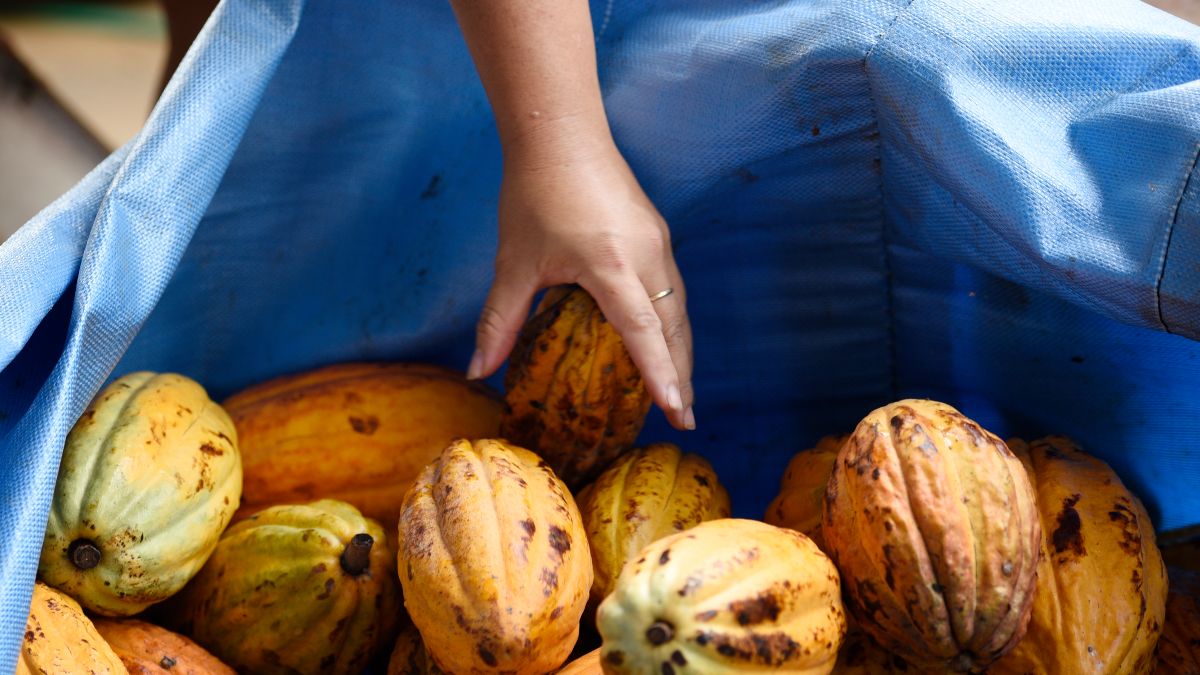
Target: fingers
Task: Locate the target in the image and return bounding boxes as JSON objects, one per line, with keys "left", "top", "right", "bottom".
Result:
{"left": 582, "top": 271, "right": 688, "bottom": 430}
{"left": 651, "top": 263, "right": 695, "bottom": 429}
{"left": 468, "top": 266, "right": 538, "bottom": 380}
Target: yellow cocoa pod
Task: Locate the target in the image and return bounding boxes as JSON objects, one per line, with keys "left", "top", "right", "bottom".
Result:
{"left": 598, "top": 519, "right": 846, "bottom": 674}
{"left": 398, "top": 438, "right": 593, "bottom": 674}
{"left": 823, "top": 400, "right": 1040, "bottom": 672}
{"left": 40, "top": 372, "right": 242, "bottom": 616}
{"left": 764, "top": 434, "right": 846, "bottom": 551}
{"left": 577, "top": 443, "right": 729, "bottom": 604}
{"left": 224, "top": 362, "right": 503, "bottom": 526}
{"left": 174, "top": 499, "right": 401, "bottom": 675}
{"left": 501, "top": 285, "right": 651, "bottom": 487}
{"left": 991, "top": 437, "right": 1167, "bottom": 675}
{"left": 17, "top": 582, "right": 128, "bottom": 675}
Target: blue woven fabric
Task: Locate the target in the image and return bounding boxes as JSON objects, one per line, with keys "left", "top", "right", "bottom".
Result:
{"left": 1, "top": 0, "right": 1198, "bottom": 667}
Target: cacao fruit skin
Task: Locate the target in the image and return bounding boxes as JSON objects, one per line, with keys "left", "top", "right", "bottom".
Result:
{"left": 17, "top": 582, "right": 129, "bottom": 675}
{"left": 822, "top": 399, "right": 1041, "bottom": 672}
{"left": 93, "top": 619, "right": 235, "bottom": 675}
{"left": 765, "top": 434, "right": 846, "bottom": 551}
{"left": 398, "top": 438, "right": 593, "bottom": 675}
{"left": 386, "top": 623, "right": 444, "bottom": 675}
{"left": 577, "top": 443, "right": 730, "bottom": 604}
{"left": 558, "top": 649, "right": 602, "bottom": 674}
{"left": 40, "top": 372, "right": 242, "bottom": 616}
{"left": 597, "top": 518, "right": 846, "bottom": 674}
{"left": 1156, "top": 567, "right": 1200, "bottom": 674}
{"left": 175, "top": 499, "right": 401, "bottom": 675}
{"left": 830, "top": 631, "right": 911, "bottom": 674}
{"left": 500, "top": 285, "right": 652, "bottom": 487}
{"left": 224, "top": 362, "right": 503, "bottom": 525}
{"left": 991, "top": 437, "right": 1167, "bottom": 675}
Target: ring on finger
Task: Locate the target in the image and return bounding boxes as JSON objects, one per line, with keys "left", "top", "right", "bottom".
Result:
{"left": 648, "top": 287, "right": 674, "bottom": 303}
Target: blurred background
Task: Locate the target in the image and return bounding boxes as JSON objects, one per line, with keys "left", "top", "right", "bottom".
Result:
{"left": 0, "top": 0, "right": 1197, "bottom": 243}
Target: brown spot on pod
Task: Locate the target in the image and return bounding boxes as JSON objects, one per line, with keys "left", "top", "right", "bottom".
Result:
{"left": 347, "top": 415, "right": 379, "bottom": 435}
{"left": 548, "top": 525, "right": 571, "bottom": 557}
{"left": 1052, "top": 494, "right": 1086, "bottom": 558}
{"left": 540, "top": 567, "right": 558, "bottom": 596}
{"left": 477, "top": 645, "right": 498, "bottom": 667}
{"left": 730, "top": 591, "right": 783, "bottom": 625}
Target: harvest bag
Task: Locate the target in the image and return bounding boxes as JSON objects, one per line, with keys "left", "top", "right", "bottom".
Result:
{"left": 1, "top": 0, "right": 1198, "bottom": 667}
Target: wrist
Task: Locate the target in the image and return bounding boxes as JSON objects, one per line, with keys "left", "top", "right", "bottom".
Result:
{"left": 500, "top": 109, "right": 618, "bottom": 171}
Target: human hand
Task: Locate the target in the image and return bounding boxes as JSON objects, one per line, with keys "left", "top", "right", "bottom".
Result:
{"left": 466, "top": 131, "right": 695, "bottom": 431}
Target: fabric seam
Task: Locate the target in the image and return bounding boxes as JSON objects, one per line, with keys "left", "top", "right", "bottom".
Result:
{"left": 1155, "top": 141, "right": 1200, "bottom": 332}
{"left": 863, "top": 0, "right": 920, "bottom": 399}
{"left": 1076, "top": 41, "right": 1194, "bottom": 123}
{"left": 596, "top": 0, "right": 615, "bottom": 40}
{"left": 865, "top": 0, "right": 920, "bottom": 61}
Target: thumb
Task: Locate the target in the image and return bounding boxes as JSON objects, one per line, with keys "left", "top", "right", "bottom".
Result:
{"left": 468, "top": 268, "right": 537, "bottom": 380}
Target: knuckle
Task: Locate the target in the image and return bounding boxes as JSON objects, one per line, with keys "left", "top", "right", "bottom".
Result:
{"left": 626, "top": 309, "right": 662, "bottom": 333}
{"left": 593, "top": 249, "right": 628, "bottom": 273}
{"left": 663, "top": 317, "right": 689, "bottom": 346}
{"left": 476, "top": 305, "right": 510, "bottom": 341}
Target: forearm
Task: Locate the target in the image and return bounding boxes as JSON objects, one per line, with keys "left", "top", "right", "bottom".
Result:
{"left": 449, "top": 0, "right": 613, "bottom": 166}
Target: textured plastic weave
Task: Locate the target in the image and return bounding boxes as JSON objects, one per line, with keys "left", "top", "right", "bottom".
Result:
{"left": 1, "top": 0, "right": 1198, "bottom": 668}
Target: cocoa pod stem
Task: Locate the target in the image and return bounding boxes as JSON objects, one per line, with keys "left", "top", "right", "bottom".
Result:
{"left": 340, "top": 533, "right": 374, "bottom": 576}
{"left": 645, "top": 621, "right": 674, "bottom": 645}
{"left": 68, "top": 539, "right": 101, "bottom": 570}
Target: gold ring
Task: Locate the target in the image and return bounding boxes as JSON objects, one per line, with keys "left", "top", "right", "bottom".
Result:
{"left": 648, "top": 288, "right": 674, "bottom": 303}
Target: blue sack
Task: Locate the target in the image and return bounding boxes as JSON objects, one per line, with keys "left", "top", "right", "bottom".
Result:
{"left": 1, "top": 0, "right": 1198, "bottom": 668}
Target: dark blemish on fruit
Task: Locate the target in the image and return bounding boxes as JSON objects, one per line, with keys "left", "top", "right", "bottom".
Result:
{"left": 348, "top": 415, "right": 379, "bottom": 435}
{"left": 1052, "top": 494, "right": 1085, "bottom": 557}
{"left": 730, "top": 591, "right": 782, "bottom": 625}
{"left": 548, "top": 525, "right": 571, "bottom": 556}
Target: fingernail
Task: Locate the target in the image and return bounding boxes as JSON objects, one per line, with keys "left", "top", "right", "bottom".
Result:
{"left": 666, "top": 384, "right": 683, "bottom": 412}
{"left": 466, "top": 349, "right": 485, "bottom": 380}
{"left": 683, "top": 406, "right": 696, "bottom": 430}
